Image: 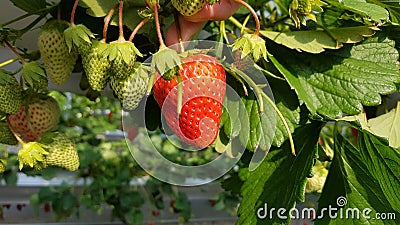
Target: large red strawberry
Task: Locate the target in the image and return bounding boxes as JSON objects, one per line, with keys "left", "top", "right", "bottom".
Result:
{"left": 7, "top": 95, "right": 60, "bottom": 142}
{"left": 152, "top": 54, "right": 226, "bottom": 148}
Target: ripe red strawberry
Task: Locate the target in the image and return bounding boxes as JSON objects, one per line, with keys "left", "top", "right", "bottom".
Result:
{"left": 7, "top": 96, "right": 60, "bottom": 142}
{"left": 152, "top": 54, "right": 226, "bottom": 148}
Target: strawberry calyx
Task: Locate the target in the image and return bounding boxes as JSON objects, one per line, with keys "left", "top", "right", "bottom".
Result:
{"left": 17, "top": 141, "right": 48, "bottom": 170}
{"left": 151, "top": 46, "right": 182, "bottom": 76}
{"left": 289, "top": 0, "right": 326, "bottom": 28}
{"left": 64, "top": 24, "right": 95, "bottom": 54}
{"left": 232, "top": 33, "right": 267, "bottom": 62}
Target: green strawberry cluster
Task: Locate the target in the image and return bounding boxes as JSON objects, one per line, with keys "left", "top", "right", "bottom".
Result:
{"left": 80, "top": 39, "right": 148, "bottom": 110}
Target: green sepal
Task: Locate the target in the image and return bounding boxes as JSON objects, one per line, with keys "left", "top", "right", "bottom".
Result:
{"left": 0, "top": 69, "right": 17, "bottom": 85}
{"left": 18, "top": 141, "right": 49, "bottom": 170}
{"left": 64, "top": 24, "right": 95, "bottom": 53}
{"left": 20, "top": 61, "right": 46, "bottom": 88}
{"left": 151, "top": 47, "right": 182, "bottom": 76}
{"left": 232, "top": 34, "right": 267, "bottom": 62}
{"left": 107, "top": 40, "right": 142, "bottom": 64}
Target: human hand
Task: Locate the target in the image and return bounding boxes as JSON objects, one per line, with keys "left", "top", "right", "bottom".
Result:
{"left": 165, "top": 0, "right": 242, "bottom": 46}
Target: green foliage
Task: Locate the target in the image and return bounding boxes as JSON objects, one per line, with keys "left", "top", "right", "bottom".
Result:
{"left": 270, "top": 38, "right": 400, "bottom": 117}
{"left": 237, "top": 122, "right": 322, "bottom": 224}
{"left": 9, "top": 0, "right": 46, "bottom": 14}
{"left": 316, "top": 131, "right": 400, "bottom": 224}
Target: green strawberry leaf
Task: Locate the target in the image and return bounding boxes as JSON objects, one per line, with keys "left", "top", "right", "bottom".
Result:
{"left": 337, "top": 0, "right": 389, "bottom": 22}
{"left": 270, "top": 37, "right": 400, "bottom": 118}
{"left": 21, "top": 61, "right": 46, "bottom": 88}
{"left": 367, "top": 0, "right": 400, "bottom": 23}
{"left": 0, "top": 69, "right": 17, "bottom": 85}
{"left": 269, "top": 79, "right": 302, "bottom": 147}
{"left": 368, "top": 101, "right": 400, "bottom": 149}
{"left": 79, "top": 0, "right": 120, "bottom": 17}
{"left": 9, "top": 0, "right": 46, "bottom": 14}
{"left": 239, "top": 89, "right": 276, "bottom": 152}
{"left": 260, "top": 26, "right": 377, "bottom": 54}
{"left": 315, "top": 131, "right": 399, "bottom": 224}
{"left": 237, "top": 122, "right": 322, "bottom": 224}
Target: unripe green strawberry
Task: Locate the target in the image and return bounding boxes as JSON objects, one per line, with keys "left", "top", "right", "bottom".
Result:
{"left": 0, "top": 122, "right": 18, "bottom": 145}
{"left": 172, "top": 0, "right": 205, "bottom": 16}
{"left": 38, "top": 20, "right": 78, "bottom": 85}
{"left": 0, "top": 147, "right": 7, "bottom": 173}
{"left": 8, "top": 96, "right": 60, "bottom": 142}
{"left": 82, "top": 40, "right": 111, "bottom": 91}
{"left": 205, "top": 0, "right": 220, "bottom": 4}
{"left": 44, "top": 133, "right": 79, "bottom": 171}
{"left": 0, "top": 72, "right": 23, "bottom": 114}
{"left": 110, "top": 64, "right": 149, "bottom": 110}
{"left": 109, "top": 38, "right": 142, "bottom": 80}
{"left": 0, "top": 162, "right": 5, "bottom": 173}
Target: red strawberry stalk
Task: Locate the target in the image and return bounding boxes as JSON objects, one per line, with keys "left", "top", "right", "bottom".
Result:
{"left": 234, "top": 0, "right": 260, "bottom": 36}
{"left": 231, "top": 0, "right": 267, "bottom": 62}
{"left": 152, "top": 1, "right": 165, "bottom": 49}
{"left": 118, "top": 1, "right": 125, "bottom": 40}
{"left": 4, "top": 41, "right": 25, "bottom": 64}
{"left": 70, "top": 0, "right": 79, "bottom": 25}
{"left": 129, "top": 17, "right": 151, "bottom": 42}
{"left": 103, "top": 3, "right": 119, "bottom": 42}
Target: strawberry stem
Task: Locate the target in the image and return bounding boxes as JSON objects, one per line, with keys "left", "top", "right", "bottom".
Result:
{"left": 153, "top": 3, "right": 166, "bottom": 48}
{"left": 103, "top": 3, "right": 118, "bottom": 41}
{"left": 118, "top": 0, "right": 125, "bottom": 39}
{"left": 261, "top": 91, "right": 296, "bottom": 156}
{"left": 173, "top": 12, "right": 185, "bottom": 52}
{"left": 5, "top": 41, "right": 25, "bottom": 63}
{"left": 6, "top": 116, "right": 26, "bottom": 146}
{"left": 57, "top": 4, "right": 61, "bottom": 20}
{"left": 228, "top": 16, "right": 252, "bottom": 34}
{"left": 70, "top": 0, "right": 79, "bottom": 25}
{"left": 176, "top": 75, "right": 183, "bottom": 116}
{"left": 146, "top": 72, "right": 155, "bottom": 96}
{"left": 220, "top": 21, "right": 229, "bottom": 44}
{"left": 234, "top": 0, "right": 261, "bottom": 36}
{"left": 128, "top": 17, "right": 150, "bottom": 42}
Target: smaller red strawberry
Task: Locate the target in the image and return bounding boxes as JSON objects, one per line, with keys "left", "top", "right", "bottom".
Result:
{"left": 152, "top": 54, "right": 226, "bottom": 148}
{"left": 7, "top": 95, "right": 60, "bottom": 142}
